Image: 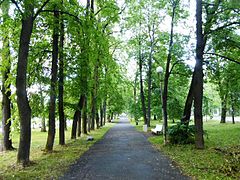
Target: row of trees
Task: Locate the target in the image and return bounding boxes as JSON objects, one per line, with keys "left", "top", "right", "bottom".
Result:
{"left": 0, "top": 0, "right": 127, "bottom": 166}
{"left": 125, "top": 0, "right": 239, "bottom": 148}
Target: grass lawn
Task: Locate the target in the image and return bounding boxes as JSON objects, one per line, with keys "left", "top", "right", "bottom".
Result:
{"left": 131, "top": 119, "right": 240, "bottom": 179}
{"left": 0, "top": 123, "right": 114, "bottom": 179}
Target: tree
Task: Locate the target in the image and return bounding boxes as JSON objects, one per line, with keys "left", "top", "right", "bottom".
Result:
{"left": 1, "top": 0, "right": 14, "bottom": 151}
{"left": 13, "top": 0, "right": 50, "bottom": 165}
{"left": 161, "top": 0, "right": 179, "bottom": 143}
{"left": 58, "top": 0, "right": 65, "bottom": 145}
{"left": 192, "top": 0, "right": 205, "bottom": 149}
{"left": 46, "top": 5, "right": 59, "bottom": 152}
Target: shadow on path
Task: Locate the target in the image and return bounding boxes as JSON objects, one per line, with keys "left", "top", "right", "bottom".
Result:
{"left": 60, "top": 116, "right": 190, "bottom": 180}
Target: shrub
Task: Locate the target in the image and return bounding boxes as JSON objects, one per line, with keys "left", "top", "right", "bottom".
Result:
{"left": 167, "top": 123, "right": 195, "bottom": 144}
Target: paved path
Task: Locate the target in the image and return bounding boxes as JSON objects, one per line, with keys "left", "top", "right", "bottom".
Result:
{"left": 61, "top": 116, "right": 189, "bottom": 180}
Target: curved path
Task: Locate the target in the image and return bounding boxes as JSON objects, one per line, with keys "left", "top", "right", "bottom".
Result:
{"left": 61, "top": 116, "right": 189, "bottom": 180}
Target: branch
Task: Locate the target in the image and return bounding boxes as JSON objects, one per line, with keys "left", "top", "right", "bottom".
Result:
{"left": 33, "top": 0, "right": 50, "bottom": 20}
{"left": 118, "top": 3, "right": 127, "bottom": 15}
{"left": 204, "top": 52, "right": 240, "bottom": 65}
{"left": 94, "top": 4, "right": 125, "bottom": 16}
{"left": 207, "top": 21, "right": 240, "bottom": 35}
{"left": 11, "top": 0, "right": 23, "bottom": 14}
{"left": 40, "top": 10, "right": 82, "bottom": 25}
{"left": 169, "top": 60, "right": 184, "bottom": 75}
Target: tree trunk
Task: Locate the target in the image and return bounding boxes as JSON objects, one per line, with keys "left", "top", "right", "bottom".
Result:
{"left": 96, "top": 110, "right": 100, "bottom": 129}
{"left": 220, "top": 97, "right": 227, "bottom": 123}
{"left": 90, "top": 94, "right": 96, "bottom": 130}
{"left": 139, "top": 38, "right": 148, "bottom": 125}
{"left": 16, "top": 3, "right": 34, "bottom": 166}
{"left": 2, "top": 61, "right": 14, "bottom": 151}
{"left": 108, "top": 110, "right": 111, "bottom": 122}
{"left": 103, "top": 100, "right": 106, "bottom": 125}
{"left": 71, "top": 110, "right": 80, "bottom": 139}
{"left": 231, "top": 106, "right": 235, "bottom": 124}
{"left": 46, "top": 8, "right": 59, "bottom": 151}
{"left": 40, "top": 85, "right": 46, "bottom": 132}
{"left": 77, "top": 114, "right": 81, "bottom": 137}
{"left": 71, "top": 95, "right": 85, "bottom": 139}
{"left": 1, "top": 0, "right": 14, "bottom": 151}
{"left": 194, "top": 0, "right": 204, "bottom": 149}
{"left": 147, "top": 34, "right": 154, "bottom": 127}
{"left": 111, "top": 112, "right": 114, "bottom": 121}
{"left": 134, "top": 72, "right": 138, "bottom": 122}
{"left": 162, "top": 2, "right": 177, "bottom": 140}
{"left": 153, "top": 115, "right": 157, "bottom": 120}
{"left": 231, "top": 94, "right": 235, "bottom": 124}
{"left": 58, "top": 6, "right": 65, "bottom": 145}
{"left": 64, "top": 116, "right": 67, "bottom": 130}
{"left": 100, "top": 104, "right": 103, "bottom": 127}
{"left": 82, "top": 96, "right": 88, "bottom": 134}
{"left": 181, "top": 77, "right": 194, "bottom": 124}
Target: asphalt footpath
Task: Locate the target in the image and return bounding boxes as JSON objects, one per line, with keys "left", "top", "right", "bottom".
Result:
{"left": 60, "top": 116, "right": 190, "bottom": 180}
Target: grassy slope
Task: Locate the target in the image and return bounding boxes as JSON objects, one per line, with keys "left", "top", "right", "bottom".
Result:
{"left": 0, "top": 123, "right": 113, "bottom": 179}
{"left": 131, "top": 119, "right": 240, "bottom": 179}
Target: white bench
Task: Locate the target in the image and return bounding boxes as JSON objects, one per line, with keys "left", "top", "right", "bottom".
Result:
{"left": 151, "top": 124, "right": 163, "bottom": 135}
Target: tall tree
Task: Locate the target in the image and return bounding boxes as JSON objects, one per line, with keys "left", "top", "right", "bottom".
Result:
{"left": 146, "top": 22, "right": 156, "bottom": 127}
{"left": 58, "top": 0, "right": 65, "bottom": 145}
{"left": 14, "top": 0, "right": 50, "bottom": 165}
{"left": 15, "top": 0, "right": 34, "bottom": 166}
{"left": 138, "top": 36, "right": 148, "bottom": 125}
{"left": 71, "top": 95, "right": 85, "bottom": 139}
{"left": 193, "top": 0, "right": 204, "bottom": 149}
{"left": 46, "top": 6, "right": 59, "bottom": 151}
{"left": 1, "top": 0, "right": 14, "bottom": 151}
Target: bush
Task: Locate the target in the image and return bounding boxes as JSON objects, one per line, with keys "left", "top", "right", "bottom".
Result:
{"left": 167, "top": 123, "right": 195, "bottom": 144}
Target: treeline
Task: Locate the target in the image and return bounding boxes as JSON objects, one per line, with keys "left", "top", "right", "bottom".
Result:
{"left": 0, "top": 0, "right": 126, "bottom": 166}
{"left": 125, "top": 0, "right": 240, "bottom": 147}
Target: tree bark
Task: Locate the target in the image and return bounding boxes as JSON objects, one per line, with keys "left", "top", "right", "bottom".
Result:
{"left": 134, "top": 71, "right": 138, "bottom": 122}
{"left": 90, "top": 92, "right": 96, "bottom": 130}
{"left": 100, "top": 103, "right": 103, "bottom": 127}
{"left": 16, "top": 2, "right": 34, "bottom": 166}
{"left": 230, "top": 94, "right": 235, "bottom": 124}
{"left": 147, "top": 28, "right": 154, "bottom": 127}
{"left": 71, "top": 110, "right": 80, "bottom": 139}
{"left": 194, "top": 0, "right": 204, "bottom": 149}
{"left": 46, "top": 8, "right": 59, "bottom": 151}
{"left": 1, "top": 0, "right": 14, "bottom": 151}
{"left": 58, "top": 5, "right": 65, "bottom": 145}
{"left": 162, "top": 2, "right": 177, "bottom": 138}
{"left": 39, "top": 85, "right": 46, "bottom": 132}
{"left": 77, "top": 114, "right": 81, "bottom": 137}
{"left": 71, "top": 95, "right": 85, "bottom": 139}
{"left": 96, "top": 110, "right": 100, "bottom": 129}
{"left": 1, "top": 53, "right": 14, "bottom": 151}
{"left": 82, "top": 96, "right": 88, "bottom": 134}
{"left": 103, "top": 99, "right": 107, "bottom": 125}
{"left": 220, "top": 96, "right": 227, "bottom": 123}
{"left": 138, "top": 38, "right": 148, "bottom": 125}
{"left": 181, "top": 77, "right": 194, "bottom": 124}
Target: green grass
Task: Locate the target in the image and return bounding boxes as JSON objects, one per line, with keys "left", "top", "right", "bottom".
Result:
{"left": 0, "top": 123, "right": 114, "bottom": 179}
{"left": 133, "top": 119, "right": 240, "bottom": 179}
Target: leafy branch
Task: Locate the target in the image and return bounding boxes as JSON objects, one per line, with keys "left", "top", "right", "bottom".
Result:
{"left": 10, "top": 0, "right": 23, "bottom": 14}
{"left": 204, "top": 52, "right": 240, "bottom": 65}
{"left": 33, "top": 0, "right": 51, "bottom": 20}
